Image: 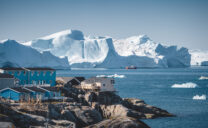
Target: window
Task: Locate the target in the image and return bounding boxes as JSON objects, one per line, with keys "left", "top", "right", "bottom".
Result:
{"left": 49, "top": 80, "right": 52, "bottom": 84}
{"left": 43, "top": 80, "right": 46, "bottom": 84}
{"left": 17, "top": 71, "right": 19, "bottom": 75}
{"left": 11, "top": 71, "right": 14, "bottom": 75}
{"left": 37, "top": 71, "right": 40, "bottom": 76}
{"left": 31, "top": 71, "right": 34, "bottom": 76}
{"left": 111, "top": 80, "right": 115, "bottom": 84}
{"left": 24, "top": 71, "right": 26, "bottom": 76}
{"left": 43, "top": 71, "right": 46, "bottom": 76}
{"left": 50, "top": 71, "right": 54, "bottom": 76}
{"left": 14, "top": 79, "right": 19, "bottom": 85}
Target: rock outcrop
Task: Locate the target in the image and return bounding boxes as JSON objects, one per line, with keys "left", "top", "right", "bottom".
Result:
{"left": 122, "top": 98, "right": 173, "bottom": 119}
{"left": 87, "top": 117, "right": 150, "bottom": 128}
{"left": 0, "top": 87, "right": 174, "bottom": 128}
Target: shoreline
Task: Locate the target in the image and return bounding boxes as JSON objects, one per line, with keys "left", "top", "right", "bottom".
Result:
{"left": 0, "top": 87, "right": 174, "bottom": 128}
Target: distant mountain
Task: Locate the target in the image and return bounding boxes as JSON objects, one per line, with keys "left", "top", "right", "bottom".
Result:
{"left": 0, "top": 39, "right": 69, "bottom": 68}
{"left": 24, "top": 29, "right": 191, "bottom": 68}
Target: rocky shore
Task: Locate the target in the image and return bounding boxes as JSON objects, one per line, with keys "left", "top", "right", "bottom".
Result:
{"left": 0, "top": 87, "right": 174, "bottom": 128}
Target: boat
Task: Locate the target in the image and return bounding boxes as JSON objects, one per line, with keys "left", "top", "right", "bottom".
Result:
{"left": 125, "top": 65, "right": 137, "bottom": 69}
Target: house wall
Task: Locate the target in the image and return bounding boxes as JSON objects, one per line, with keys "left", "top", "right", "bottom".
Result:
{"left": 81, "top": 78, "right": 115, "bottom": 92}
{"left": 45, "top": 91, "right": 61, "bottom": 98}
{"left": 0, "top": 89, "right": 20, "bottom": 101}
{"left": 30, "top": 92, "right": 44, "bottom": 100}
{"left": 96, "top": 79, "right": 115, "bottom": 92}
{"left": 80, "top": 83, "right": 100, "bottom": 89}
{"left": 29, "top": 70, "right": 56, "bottom": 86}
{"left": 0, "top": 78, "right": 15, "bottom": 89}
{"left": 0, "top": 88, "right": 61, "bottom": 101}
{"left": 3, "top": 70, "right": 56, "bottom": 86}
{"left": 3, "top": 70, "right": 28, "bottom": 85}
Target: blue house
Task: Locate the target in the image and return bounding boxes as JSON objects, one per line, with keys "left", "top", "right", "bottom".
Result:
{"left": 40, "top": 86, "right": 61, "bottom": 98}
{"left": 24, "top": 86, "right": 47, "bottom": 100}
{"left": 0, "top": 67, "right": 56, "bottom": 86}
{"left": 0, "top": 87, "right": 32, "bottom": 101}
{"left": 0, "top": 86, "right": 61, "bottom": 101}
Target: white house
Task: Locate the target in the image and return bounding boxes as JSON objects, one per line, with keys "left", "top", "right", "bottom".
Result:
{"left": 80, "top": 77, "right": 115, "bottom": 92}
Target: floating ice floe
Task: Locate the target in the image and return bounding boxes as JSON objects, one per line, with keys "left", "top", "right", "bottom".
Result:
{"left": 96, "top": 74, "right": 126, "bottom": 78}
{"left": 171, "top": 82, "right": 198, "bottom": 88}
{"left": 193, "top": 94, "right": 206, "bottom": 100}
{"left": 199, "top": 76, "right": 208, "bottom": 80}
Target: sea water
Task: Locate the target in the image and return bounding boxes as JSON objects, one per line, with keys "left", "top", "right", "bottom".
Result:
{"left": 57, "top": 67, "right": 208, "bottom": 128}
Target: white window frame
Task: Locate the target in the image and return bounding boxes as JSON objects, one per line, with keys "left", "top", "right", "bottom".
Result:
{"left": 43, "top": 71, "right": 46, "bottom": 76}
{"left": 50, "top": 71, "right": 54, "bottom": 76}
{"left": 37, "top": 71, "right": 40, "bottom": 76}
{"left": 31, "top": 71, "right": 34, "bottom": 76}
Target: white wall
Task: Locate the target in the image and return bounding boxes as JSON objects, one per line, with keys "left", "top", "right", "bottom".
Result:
{"left": 80, "top": 78, "right": 115, "bottom": 91}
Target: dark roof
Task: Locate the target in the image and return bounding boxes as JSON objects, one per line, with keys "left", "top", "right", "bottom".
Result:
{"left": 1, "top": 67, "right": 26, "bottom": 70}
{"left": 26, "top": 68, "right": 55, "bottom": 71}
{"left": 69, "top": 79, "right": 80, "bottom": 85}
{"left": 41, "top": 87, "right": 59, "bottom": 92}
{"left": 1, "top": 67, "right": 55, "bottom": 71}
{"left": 11, "top": 87, "right": 31, "bottom": 93}
{"left": 75, "top": 77, "right": 85, "bottom": 82}
{"left": 0, "top": 73, "right": 14, "bottom": 78}
{"left": 56, "top": 77, "right": 74, "bottom": 83}
{"left": 25, "top": 87, "right": 47, "bottom": 93}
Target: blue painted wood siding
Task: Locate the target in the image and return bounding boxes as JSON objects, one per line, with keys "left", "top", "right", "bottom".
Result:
{"left": 29, "top": 70, "right": 56, "bottom": 86}
{"left": 3, "top": 70, "right": 56, "bottom": 86}
{"left": 0, "top": 89, "right": 20, "bottom": 101}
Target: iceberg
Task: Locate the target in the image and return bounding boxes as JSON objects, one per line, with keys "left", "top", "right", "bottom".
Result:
{"left": 0, "top": 39, "right": 70, "bottom": 69}
{"left": 96, "top": 74, "right": 126, "bottom": 78}
{"left": 199, "top": 76, "right": 208, "bottom": 80}
{"left": 193, "top": 95, "right": 206, "bottom": 100}
{"left": 201, "top": 61, "right": 208, "bottom": 66}
{"left": 189, "top": 50, "right": 208, "bottom": 66}
{"left": 114, "top": 35, "right": 191, "bottom": 68}
{"left": 171, "top": 82, "right": 198, "bottom": 88}
{"left": 24, "top": 29, "right": 191, "bottom": 68}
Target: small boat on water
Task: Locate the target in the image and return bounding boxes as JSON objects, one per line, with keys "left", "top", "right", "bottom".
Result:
{"left": 125, "top": 65, "right": 137, "bottom": 69}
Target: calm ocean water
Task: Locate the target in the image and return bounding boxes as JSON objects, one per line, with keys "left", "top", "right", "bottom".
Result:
{"left": 57, "top": 67, "right": 208, "bottom": 128}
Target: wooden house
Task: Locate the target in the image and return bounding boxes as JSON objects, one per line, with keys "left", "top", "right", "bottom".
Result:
{"left": 0, "top": 67, "right": 56, "bottom": 86}
{"left": 80, "top": 77, "right": 115, "bottom": 92}
{"left": 56, "top": 77, "right": 85, "bottom": 87}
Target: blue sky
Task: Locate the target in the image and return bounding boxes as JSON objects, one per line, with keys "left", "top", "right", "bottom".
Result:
{"left": 0, "top": 0, "right": 208, "bottom": 50}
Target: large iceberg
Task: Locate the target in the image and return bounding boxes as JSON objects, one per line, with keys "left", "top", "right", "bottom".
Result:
{"left": 114, "top": 35, "right": 191, "bottom": 68}
{"left": 0, "top": 39, "right": 69, "bottom": 68}
{"left": 189, "top": 50, "right": 208, "bottom": 66}
{"left": 25, "top": 29, "right": 191, "bottom": 68}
